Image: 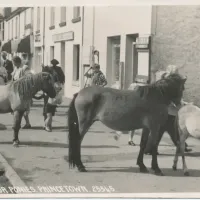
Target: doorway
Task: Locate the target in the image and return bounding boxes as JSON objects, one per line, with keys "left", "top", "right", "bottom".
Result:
{"left": 60, "top": 42, "right": 66, "bottom": 96}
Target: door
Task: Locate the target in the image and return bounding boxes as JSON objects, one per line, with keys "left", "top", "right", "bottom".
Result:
{"left": 60, "top": 42, "right": 65, "bottom": 96}
{"left": 111, "top": 43, "right": 121, "bottom": 88}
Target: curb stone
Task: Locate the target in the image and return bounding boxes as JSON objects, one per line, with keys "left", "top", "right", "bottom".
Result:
{"left": 0, "top": 152, "right": 31, "bottom": 193}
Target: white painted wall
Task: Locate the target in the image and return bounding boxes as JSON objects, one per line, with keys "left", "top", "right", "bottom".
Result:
{"left": 83, "top": 6, "right": 152, "bottom": 89}
{"left": 44, "top": 7, "right": 83, "bottom": 98}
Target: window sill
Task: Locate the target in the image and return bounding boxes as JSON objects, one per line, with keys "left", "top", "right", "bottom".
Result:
{"left": 71, "top": 17, "right": 81, "bottom": 23}
{"left": 36, "top": 30, "right": 40, "bottom": 34}
{"left": 59, "top": 22, "right": 67, "bottom": 27}
{"left": 49, "top": 25, "right": 55, "bottom": 30}
{"left": 72, "top": 81, "right": 80, "bottom": 87}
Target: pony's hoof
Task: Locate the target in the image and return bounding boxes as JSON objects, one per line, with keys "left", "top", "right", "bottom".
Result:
{"left": 155, "top": 171, "right": 164, "bottom": 176}
{"left": 140, "top": 167, "right": 149, "bottom": 173}
{"left": 13, "top": 142, "right": 19, "bottom": 147}
{"left": 13, "top": 140, "right": 20, "bottom": 147}
{"left": 172, "top": 165, "right": 177, "bottom": 171}
{"left": 78, "top": 167, "right": 87, "bottom": 172}
{"left": 184, "top": 171, "right": 190, "bottom": 176}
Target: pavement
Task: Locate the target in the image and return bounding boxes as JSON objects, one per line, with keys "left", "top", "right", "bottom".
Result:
{"left": 0, "top": 97, "right": 200, "bottom": 196}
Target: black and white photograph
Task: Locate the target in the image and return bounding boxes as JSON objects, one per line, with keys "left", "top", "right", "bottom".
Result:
{"left": 0, "top": 3, "right": 200, "bottom": 198}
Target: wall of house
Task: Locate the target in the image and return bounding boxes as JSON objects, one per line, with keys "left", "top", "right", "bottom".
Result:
{"left": 151, "top": 5, "right": 200, "bottom": 106}
{"left": 44, "top": 7, "right": 83, "bottom": 98}
{"left": 83, "top": 6, "right": 152, "bottom": 89}
{"left": 33, "top": 7, "right": 45, "bottom": 73}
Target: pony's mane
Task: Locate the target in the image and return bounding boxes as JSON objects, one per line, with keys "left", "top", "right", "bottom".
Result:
{"left": 42, "top": 65, "right": 59, "bottom": 82}
{"left": 137, "top": 73, "right": 184, "bottom": 100}
{"left": 10, "top": 72, "right": 49, "bottom": 100}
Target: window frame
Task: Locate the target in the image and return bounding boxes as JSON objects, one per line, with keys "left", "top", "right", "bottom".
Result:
{"left": 72, "top": 44, "right": 80, "bottom": 84}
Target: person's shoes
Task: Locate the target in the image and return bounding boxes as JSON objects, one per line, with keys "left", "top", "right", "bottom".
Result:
{"left": 22, "top": 124, "right": 31, "bottom": 129}
{"left": 128, "top": 141, "right": 136, "bottom": 146}
{"left": 185, "top": 148, "right": 192, "bottom": 152}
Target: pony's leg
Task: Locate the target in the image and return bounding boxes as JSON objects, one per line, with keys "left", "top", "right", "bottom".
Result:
{"left": 137, "top": 128, "right": 150, "bottom": 173}
{"left": 179, "top": 138, "right": 189, "bottom": 176}
{"left": 128, "top": 130, "right": 135, "bottom": 146}
{"left": 172, "top": 141, "right": 180, "bottom": 171}
{"left": 13, "top": 110, "right": 24, "bottom": 146}
{"left": 151, "top": 126, "right": 164, "bottom": 176}
{"left": 76, "top": 119, "right": 93, "bottom": 172}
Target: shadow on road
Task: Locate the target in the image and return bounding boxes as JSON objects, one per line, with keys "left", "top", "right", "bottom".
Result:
{"left": 0, "top": 141, "right": 119, "bottom": 149}
{"left": 158, "top": 152, "right": 200, "bottom": 158}
{"left": 86, "top": 166, "right": 200, "bottom": 177}
{"left": 26, "top": 126, "right": 67, "bottom": 130}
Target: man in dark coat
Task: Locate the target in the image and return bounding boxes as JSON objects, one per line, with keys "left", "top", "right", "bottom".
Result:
{"left": 1, "top": 51, "right": 13, "bottom": 81}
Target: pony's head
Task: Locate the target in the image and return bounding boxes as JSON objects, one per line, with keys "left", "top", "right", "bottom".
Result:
{"left": 157, "top": 73, "right": 187, "bottom": 106}
{"left": 42, "top": 65, "right": 59, "bottom": 82}
{"left": 11, "top": 72, "right": 56, "bottom": 100}
{"left": 41, "top": 72, "right": 57, "bottom": 98}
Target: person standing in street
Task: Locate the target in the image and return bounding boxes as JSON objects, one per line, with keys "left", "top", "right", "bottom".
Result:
{"left": 43, "top": 59, "right": 65, "bottom": 132}
{"left": 1, "top": 51, "right": 13, "bottom": 82}
{"left": 84, "top": 63, "right": 107, "bottom": 87}
{"left": 11, "top": 56, "right": 32, "bottom": 129}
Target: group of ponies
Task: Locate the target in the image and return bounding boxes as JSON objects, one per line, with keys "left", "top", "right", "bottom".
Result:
{"left": 0, "top": 66, "right": 199, "bottom": 177}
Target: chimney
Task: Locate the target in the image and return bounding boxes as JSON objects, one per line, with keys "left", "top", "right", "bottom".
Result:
{"left": 4, "top": 7, "right": 12, "bottom": 18}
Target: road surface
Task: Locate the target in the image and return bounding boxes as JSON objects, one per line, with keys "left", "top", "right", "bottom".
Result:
{"left": 0, "top": 98, "right": 200, "bottom": 195}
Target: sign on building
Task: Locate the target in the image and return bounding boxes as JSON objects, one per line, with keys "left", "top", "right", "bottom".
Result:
{"left": 53, "top": 31, "right": 74, "bottom": 43}
{"left": 136, "top": 36, "right": 150, "bottom": 49}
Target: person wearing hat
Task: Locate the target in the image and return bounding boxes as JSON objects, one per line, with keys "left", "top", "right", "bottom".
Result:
{"left": 1, "top": 51, "right": 13, "bottom": 82}
{"left": 43, "top": 59, "right": 65, "bottom": 132}
{"left": 84, "top": 63, "right": 107, "bottom": 87}
{"left": 11, "top": 56, "right": 32, "bottom": 129}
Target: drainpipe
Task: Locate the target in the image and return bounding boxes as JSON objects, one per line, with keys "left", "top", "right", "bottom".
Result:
{"left": 89, "top": 6, "right": 95, "bottom": 69}
{"left": 92, "top": 6, "right": 95, "bottom": 49}
{"left": 81, "top": 6, "right": 85, "bottom": 88}
{"left": 42, "top": 7, "right": 45, "bottom": 65}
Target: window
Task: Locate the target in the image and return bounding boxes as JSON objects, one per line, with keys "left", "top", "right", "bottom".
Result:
{"left": 2, "top": 22, "right": 4, "bottom": 41}
{"left": 50, "top": 46, "right": 54, "bottom": 61}
{"left": 60, "top": 7, "right": 66, "bottom": 23}
{"left": 73, "top": 44, "right": 80, "bottom": 82}
{"left": 11, "top": 20, "right": 14, "bottom": 39}
{"left": 50, "top": 7, "right": 55, "bottom": 27}
{"left": 37, "top": 7, "right": 40, "bottom": 31}
{"left": 8, "top": 22, "right": 10, "bottom": 40}
{"left": 73, "top": 6, "right": 80, "bottom": 19}
{"left": 107, "top": 36, "right": 121, "bottom": 86}
{"left": 15, "top": 17, "right": 18, "bottom": 38}
{"left": 112, "top": 42, "right": 120, "bottom": 82}
{"left": 24, "top": 9, "right": 27, "bottom": 25}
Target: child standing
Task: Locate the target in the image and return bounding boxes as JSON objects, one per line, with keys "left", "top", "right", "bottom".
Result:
{"left": 43, "top": 82, "right": 63, "bottom": 132}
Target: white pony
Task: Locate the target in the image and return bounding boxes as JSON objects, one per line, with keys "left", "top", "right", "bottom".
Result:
{"left": 172, "top": 103, "right": 199, "bottom": 176}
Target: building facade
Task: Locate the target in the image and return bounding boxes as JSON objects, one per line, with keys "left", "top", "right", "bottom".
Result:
{"left": 150, "top": 5, "right": 200, "bottom": 106}
{"left": 40, "top": 6, "right": 83, "bottom": 98}
{"left": 33, "top": 7, "right": 45, "bottom": 73}
{"left": 82, "top": 6, "right": 152, "bottom": 90}
{"left": 1, "top": 7, "right": 34, "bottom": 67}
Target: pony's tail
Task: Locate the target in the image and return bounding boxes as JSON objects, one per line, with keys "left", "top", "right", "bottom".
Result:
{"left": 68, "top": 92, "right": 80, "bottom": 168}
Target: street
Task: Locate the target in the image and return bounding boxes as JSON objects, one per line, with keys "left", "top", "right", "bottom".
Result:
{"left": 0, "top": 98, "right": 200, "bottom": 194}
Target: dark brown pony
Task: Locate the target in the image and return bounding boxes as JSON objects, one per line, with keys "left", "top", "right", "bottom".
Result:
{"left": 68, "top": 73, "right": 186, "bottom": 176}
